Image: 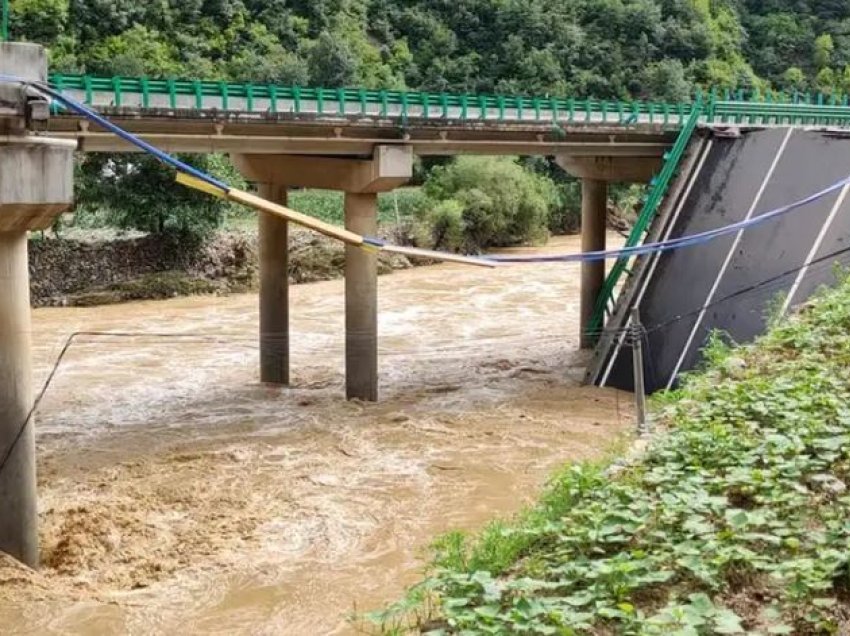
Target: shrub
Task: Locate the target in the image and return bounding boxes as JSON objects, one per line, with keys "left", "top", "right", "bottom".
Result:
{"left": 548, "top": 180, "right": 583, "bottom": 234}
{"left": 423, "top": 156, "right": 558, "bottom": 251}
{"left": 420, "top": 199, "right": 465, "bottom": 251}
{"left": 73, "top": 153, "right": 245, "bottom": 244}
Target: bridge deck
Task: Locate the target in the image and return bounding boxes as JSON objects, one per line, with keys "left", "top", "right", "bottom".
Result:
{"left": 45, "top": 109, "right": 674, "bottom": 156}
{"left": 589, "top": 126, "right": 850, "bottom": 392}
{"left": 26, "top": 75, "right": 850, "bottom": 155}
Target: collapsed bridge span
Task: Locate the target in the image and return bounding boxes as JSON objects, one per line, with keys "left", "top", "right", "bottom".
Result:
{"left": 589, "top": 125, "right": 850, "bottom": 392}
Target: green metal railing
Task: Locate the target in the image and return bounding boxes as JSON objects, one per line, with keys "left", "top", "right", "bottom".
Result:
{"left": 47, "top": 73, "right": 697, "bottom": 125}
{"left": 47, "top": 74, "right": 850, "bottom": 128}
{"left": 586, "top": 99, "right": 705, "bottom": 340}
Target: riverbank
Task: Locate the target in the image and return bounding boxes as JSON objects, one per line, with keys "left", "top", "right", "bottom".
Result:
{"left": 377, "top": 275, "right": 850, "bottom": 634}
{"left": 29, "top": 228, "right": 413, "bottom": 307}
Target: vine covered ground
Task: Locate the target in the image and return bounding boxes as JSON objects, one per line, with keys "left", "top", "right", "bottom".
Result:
{"left": 373, "top": 276, "right": 850, "bottom": 634}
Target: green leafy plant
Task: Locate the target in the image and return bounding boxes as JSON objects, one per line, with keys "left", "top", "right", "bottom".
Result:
{"left": 372, "top": 273, "right": 850, "bottom": 634}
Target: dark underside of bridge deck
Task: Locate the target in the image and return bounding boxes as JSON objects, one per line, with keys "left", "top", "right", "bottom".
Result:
{"left": 43, "top": 108, "right": 676, "bottom": 156}
{"left": 589, "top": 125, "right": 850, "bottom": 393}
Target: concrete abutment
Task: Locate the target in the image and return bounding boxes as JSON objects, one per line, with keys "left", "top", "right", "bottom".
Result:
{"left": 0, "top": 43, "right": 75, "bottom": 567}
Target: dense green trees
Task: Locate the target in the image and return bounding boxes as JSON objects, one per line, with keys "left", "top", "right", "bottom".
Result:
{"left": 420, "top": 157, "right": 558, "bottom": 251}
{"left": 11, "top": 0, "right": 850, "bottom": 98}
{"left": 73, "top": 154, "right": 245, "bottom": 239}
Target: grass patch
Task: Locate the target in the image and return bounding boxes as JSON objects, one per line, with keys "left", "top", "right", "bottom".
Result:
{"left": 370, "top": 275, "right": 850, "bottom": 635}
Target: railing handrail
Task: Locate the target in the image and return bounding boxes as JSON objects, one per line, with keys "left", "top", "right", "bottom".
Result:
{"left": 47, "top": 72, "right": 698, "bottom": 125}
{"left": 47, "top": 73, "right": 850, "bottom": 128}
{"left": 586, "top": 99, "right": 705, "bottom": 340}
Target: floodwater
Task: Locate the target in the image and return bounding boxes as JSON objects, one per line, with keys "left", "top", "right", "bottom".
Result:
{"left": 0, "top": 234, "right": 632, "bottom": 635}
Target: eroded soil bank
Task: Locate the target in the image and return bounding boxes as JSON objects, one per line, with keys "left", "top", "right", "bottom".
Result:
{"left": 0, "top": 234, "right": 631, "bottom": 635}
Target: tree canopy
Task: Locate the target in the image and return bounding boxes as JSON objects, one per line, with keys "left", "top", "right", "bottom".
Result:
{"left": 10, "top": 0, "right": 850, "bottom": 98}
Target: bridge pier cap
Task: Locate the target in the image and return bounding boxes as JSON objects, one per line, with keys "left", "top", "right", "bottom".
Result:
{"left": 556, "top": 154, "right": 661, "bottom": 348}
{"left": 0, "top": 42, "right": 75, "bottom": 568}
{"left": 232, "top": 145, "right": 413, "bottom": 193}
{"left": 556, "top": 155, "right": 661, "bottom": 184}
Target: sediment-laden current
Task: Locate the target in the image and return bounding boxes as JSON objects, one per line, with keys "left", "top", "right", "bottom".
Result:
{"left": 0, "top": 234, "right": 631, "bottom": 635}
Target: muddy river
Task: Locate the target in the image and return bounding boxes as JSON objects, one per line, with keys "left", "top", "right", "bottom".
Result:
{"left": 0, "top": 234, "right": 632, "bottom": 635}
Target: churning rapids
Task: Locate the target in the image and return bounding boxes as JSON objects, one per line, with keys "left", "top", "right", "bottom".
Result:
{"left": 0, "top": 234, "right": 632, "bottom": 635}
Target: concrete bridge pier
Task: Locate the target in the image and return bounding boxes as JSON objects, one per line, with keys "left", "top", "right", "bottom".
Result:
{"left": 233, "top": 146, "right": 413, "bottom": 401}
{"left": 557, "top": 156, "right": 661, "bottom": 348}
{"left": 0, "top": 43, "right": 75, "bottom": 567}
{"left": 256, "top": 184, "right": 290, "bottom": 385}
{"left": 344, "top": 192, "right": 378, "bottom": 401}
{"left": 579, "top": 178, "right": 607, "bottom": 349}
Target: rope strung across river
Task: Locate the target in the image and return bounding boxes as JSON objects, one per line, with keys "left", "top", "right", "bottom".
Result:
{"left": 1, "top": 75, "right": 848, "bottom": 266}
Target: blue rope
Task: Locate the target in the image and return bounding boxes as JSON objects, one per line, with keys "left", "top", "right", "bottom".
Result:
{"left": 0, "top": 75, "right": 231, "bottom": 192}
{"left": 488, "top": 173, "right": 850, "bottom": 263}
{"left": 5, "top": 74, "right": 847, "bottom": 266}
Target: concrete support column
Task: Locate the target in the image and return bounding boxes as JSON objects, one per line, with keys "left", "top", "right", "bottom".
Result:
{"left": 234, "top": 147, "right": 412, "bottom": 402}
{"left": 0, "top": 232, "right": 37, "bottom": 567}
{"left": 344, "top": 192, "right": 378, "bottom": 401}
{"left": 257, "top": 183, "right": 289, "bottom": 385}
{"left": 580, "top": 178, "right": 607, "bottom": 349}
{"left": 0, "top": 41, "right": 74, "bottom": 568}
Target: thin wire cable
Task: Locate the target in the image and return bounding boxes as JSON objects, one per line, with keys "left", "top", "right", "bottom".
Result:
{"left": 0, "top": 331, "right": 259, "bottom": 476}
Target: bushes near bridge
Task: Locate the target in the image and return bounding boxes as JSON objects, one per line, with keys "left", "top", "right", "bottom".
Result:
{"left": 73, "top": 153, "right": 246, "bottom": 242}
{"left": 280, "top": 157, "right": 566, "bottom": 253}
{"left": 419, "top": 157, "right": 558, "bottom": 252}
{"left": 71, "top": 154, "right": 574, "bottom": 254}
{"left": 370, "top": 274, "right": 850, "bottom": 634}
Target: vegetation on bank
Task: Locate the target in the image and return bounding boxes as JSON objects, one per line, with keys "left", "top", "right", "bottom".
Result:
{"left": 73, "top": 154, "right": 623, "bottom": 251}
{"left": 371, "top": 275, "right": 850, "bottom": 634}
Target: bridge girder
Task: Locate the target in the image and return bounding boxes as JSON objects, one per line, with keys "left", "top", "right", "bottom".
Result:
{"left": 44, "top": 112, "right": 674, "bottom": 158}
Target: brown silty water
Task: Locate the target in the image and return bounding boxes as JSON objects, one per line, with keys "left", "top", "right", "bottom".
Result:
{"left": 0, "top": 234, "right": 632, "bottom": 635}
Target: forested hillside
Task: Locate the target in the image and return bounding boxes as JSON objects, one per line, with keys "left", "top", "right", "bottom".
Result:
{"left": 10, "top": 0, "right": 850, "bottom": 99}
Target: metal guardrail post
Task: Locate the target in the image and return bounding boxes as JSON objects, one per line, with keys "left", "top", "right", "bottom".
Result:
{"left": 630, "top": 308, "right": 648, "bottom": 435}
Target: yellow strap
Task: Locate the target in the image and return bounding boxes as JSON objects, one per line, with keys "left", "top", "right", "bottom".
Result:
{"left": 175, "top": 172, "right": 227, "bottom": 198}
{"left": 177, "top": 171, "right": 497, "bottom": 268}
{"left": 226, "top": 188, "right": 365, "bottom": 245}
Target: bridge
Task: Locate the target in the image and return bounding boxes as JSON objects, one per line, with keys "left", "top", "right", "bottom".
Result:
{"left": 38, "top": 73, "right": 850, "bottom": 362}
{"left": 4, "top": 40, "right": 850, "bottom": 568}
{"left": 36, "top": 72, "right": 699, "bottom": 396}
